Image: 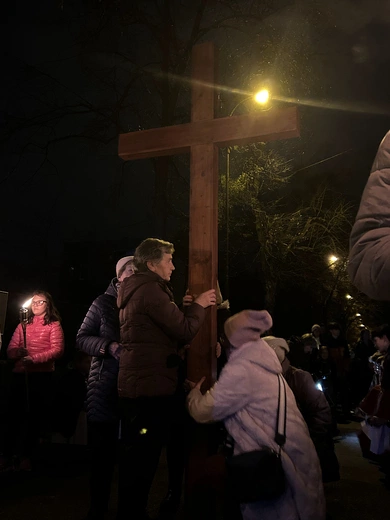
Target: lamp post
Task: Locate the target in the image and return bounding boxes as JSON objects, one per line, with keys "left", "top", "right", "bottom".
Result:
{"left": 20, "top": 298, "right": 32, "bottom": 412}
{"left": 225, "top": 90, "right": 270, "bottom": 298}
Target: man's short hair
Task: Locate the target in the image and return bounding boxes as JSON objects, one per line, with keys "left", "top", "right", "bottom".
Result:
{"left": 372, "top": 324, "right": 390, "bottom": 341}
{"left": 328, "top": 322, "right": 341, "bottom": 331}
{"left": 134, "top": 238, "right": 175, "bottom": 272}
{"left": 301, "top": 333, "right": 316, "bottom": 348}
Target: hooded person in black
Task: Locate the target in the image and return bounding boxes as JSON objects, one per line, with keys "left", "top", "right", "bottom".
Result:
{"left": 76, "top": 256, "right": 135, "bottom": 520}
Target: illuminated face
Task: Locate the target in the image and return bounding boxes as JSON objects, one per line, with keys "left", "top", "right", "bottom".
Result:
{"left": 148, "top": 253, "right": 175, "bottom": 281}
{"left": 374, "top": 336, "right": 389, "bottom": 354}
{"left": 31, "top": 294, "right": 48, "bottom": 317}
{"left": 330, "top": 329, "right": 340, "bottom": 339}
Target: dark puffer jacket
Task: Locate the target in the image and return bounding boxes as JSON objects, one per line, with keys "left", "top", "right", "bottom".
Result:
{"left": 76, "top": 279, "right": 120, "bottom": 422}
{"left": 117, "top": 270, "right": 205, "bottom": 399}
{"left": 282, "top": 357, "right": 331, "bottom": 436}
{"left": 282, "top": 357, "right": 339, "bottom": 483}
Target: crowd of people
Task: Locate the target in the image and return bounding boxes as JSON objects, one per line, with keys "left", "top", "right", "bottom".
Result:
{"left": 1, "top": 235, "right": 390, "bottom": 520}
{"left": 0, "top": 241, "right": 384, "bottom": 520}
{"left": 0, "top": 224, "right": 389, "bottom": 520}
{"left": 1, "top": 89, "right": 390, "bottom": 520}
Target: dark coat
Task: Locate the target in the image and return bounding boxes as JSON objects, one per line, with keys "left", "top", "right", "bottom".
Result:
{"left": 381, "top": 351, "right": 390, "bottom": 391}
{"left": 76, "top": 279, "right": 120, "bottom": 422}
{"left": 322, "top": 334, "right": 350, "bottom": 376}
{"left": 282, "top": 358, "right": 339, "bottom": 482}
{"left": 117, "top": 270, "right": 205, "bottom": 399}
{"left": 282, "top": 358, "right": 332, "bottom": 437}
{"left": 377, "top": 351, "right": 390, "bottom": 420}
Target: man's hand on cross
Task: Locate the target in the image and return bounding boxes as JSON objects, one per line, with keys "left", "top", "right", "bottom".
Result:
{"left": 194, "top": 289, "right": 216, "bottom": 308}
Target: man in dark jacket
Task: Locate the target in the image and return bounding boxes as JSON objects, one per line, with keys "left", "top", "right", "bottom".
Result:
{"left": 116, "top": 238, "right": 216, "bottom": 520}
{"left": 76, "top": 255, "right": 135, "bottom": 520}
{"left": 323, "top": 322, "right": 351, "bottom": 421}
{"left": 264, "top": 336, "right": 339, "bottom": 483}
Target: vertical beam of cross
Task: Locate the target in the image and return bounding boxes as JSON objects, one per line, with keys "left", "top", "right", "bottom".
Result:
{"left": 187, "top": 42, "right": 218, "bottom": 386}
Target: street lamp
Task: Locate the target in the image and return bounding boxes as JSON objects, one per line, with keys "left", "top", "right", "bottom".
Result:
{"left": 327, "top": 254, "right": 339, "bottom": 268}
{"left": 254, "top": 89, "right": 270, "bottom": 105}
{"left": 225, "top": 90, "right": 270, "bottom": 298}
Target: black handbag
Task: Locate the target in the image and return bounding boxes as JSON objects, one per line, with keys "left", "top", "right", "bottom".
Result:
{"left": 226, "top": 373, "right": 287, "bottom": 503}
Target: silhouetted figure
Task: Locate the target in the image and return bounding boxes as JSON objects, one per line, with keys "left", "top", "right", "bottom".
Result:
{"left": 76, "top": 256, "right": 135, "bottom": 520}
{"left": 349, "top": 329, "right": 376, "bottom": 407}
{"left": 51, "top": 350, "right": 90, "bottom": 440}
{"left": 264, "top": 336, "right": 339, "bottom": 483}
{"left": 323, "top": 322, "right": 351, "bottom": 421}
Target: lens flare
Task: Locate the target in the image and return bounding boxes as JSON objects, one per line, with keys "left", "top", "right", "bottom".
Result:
{"left": 254, "top": 89, "right": 270, "bottom": 105}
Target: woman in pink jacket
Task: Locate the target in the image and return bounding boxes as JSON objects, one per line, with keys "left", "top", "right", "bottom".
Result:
{"left": 5, "top": 291, "right": 64, "bottom": 471}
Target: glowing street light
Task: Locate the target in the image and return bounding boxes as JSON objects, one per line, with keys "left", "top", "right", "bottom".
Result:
{"left": 346, "top": 294, "right": 353, "bottom": 300}
{"left": 328, "top": 254, "right": 338, "bottom": 264}
{"left": 355, "top": 313, "right": 361, "bottom": 317}
{"left": 229, "top": 89, "right": 271, "bottom": 117}
{"left": 254, "top": 89, "right": 270, "bottom": 105}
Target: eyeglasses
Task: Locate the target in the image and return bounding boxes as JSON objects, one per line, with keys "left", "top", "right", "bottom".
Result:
{"left": 31, "top": 300, "right": 47, "bottom": 307}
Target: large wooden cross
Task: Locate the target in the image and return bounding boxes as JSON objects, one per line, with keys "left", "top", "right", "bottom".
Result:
{"left": 118, "top": 41, "right": 299, "bottom": 387}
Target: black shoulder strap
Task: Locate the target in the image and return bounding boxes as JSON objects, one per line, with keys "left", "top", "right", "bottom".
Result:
{"left": 275, "top": 374, "right": 287, "bottom": 447}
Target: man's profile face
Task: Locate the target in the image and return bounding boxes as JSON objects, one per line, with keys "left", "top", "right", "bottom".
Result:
{"left": 149, "top": 253, "right": 175, "bottom": 281}
{"left": 374, "top": 335, "right": 389, "bottom": 354}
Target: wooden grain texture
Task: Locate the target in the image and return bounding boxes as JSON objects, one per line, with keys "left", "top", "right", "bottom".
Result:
{"left": 118, "top": 107, "right": 299, "bottom": 160}
{"left": 187, "top": 42, "right": 217, "bottom": 385}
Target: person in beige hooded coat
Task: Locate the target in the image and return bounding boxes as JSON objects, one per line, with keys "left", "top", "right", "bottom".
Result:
{"left": 187, "top": 310, "right": 326, "bottom": 520}
{"left": 349, "top": 130, "right": 390, "bottom": 300}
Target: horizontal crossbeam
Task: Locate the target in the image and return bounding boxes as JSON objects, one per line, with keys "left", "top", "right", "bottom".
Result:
{"left": 118, "top": 106, "right": 299, "bottom": 161}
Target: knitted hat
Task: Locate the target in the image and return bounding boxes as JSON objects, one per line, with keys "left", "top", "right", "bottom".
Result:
{"left": 224, "top": 310, "right": 272, "bottom": 349}
{"left": 263, "top": 336, "right": 290, "bottom": 363}
{"left": 116, "top": 256, "right": 134, "bottom": 278}
{"left": 311, "top": 324, "right": 321, "bottom": 333}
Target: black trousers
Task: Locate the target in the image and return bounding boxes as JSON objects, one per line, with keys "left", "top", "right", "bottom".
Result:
{"left": 166, "top": 393, "right": 194, "bottom": 496}
{"left": 117, "top": 395, "right": 177, "bottom": 519}
{"left": 88, "top": 420, "right": 119, "bottom": 517}
{"left": 4, "top": 372, "right": 53, "bottom": 459}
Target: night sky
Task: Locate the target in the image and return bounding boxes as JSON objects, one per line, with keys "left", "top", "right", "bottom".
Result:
{"left": 2, "top": 0, "right": 390, "bottom": 346}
